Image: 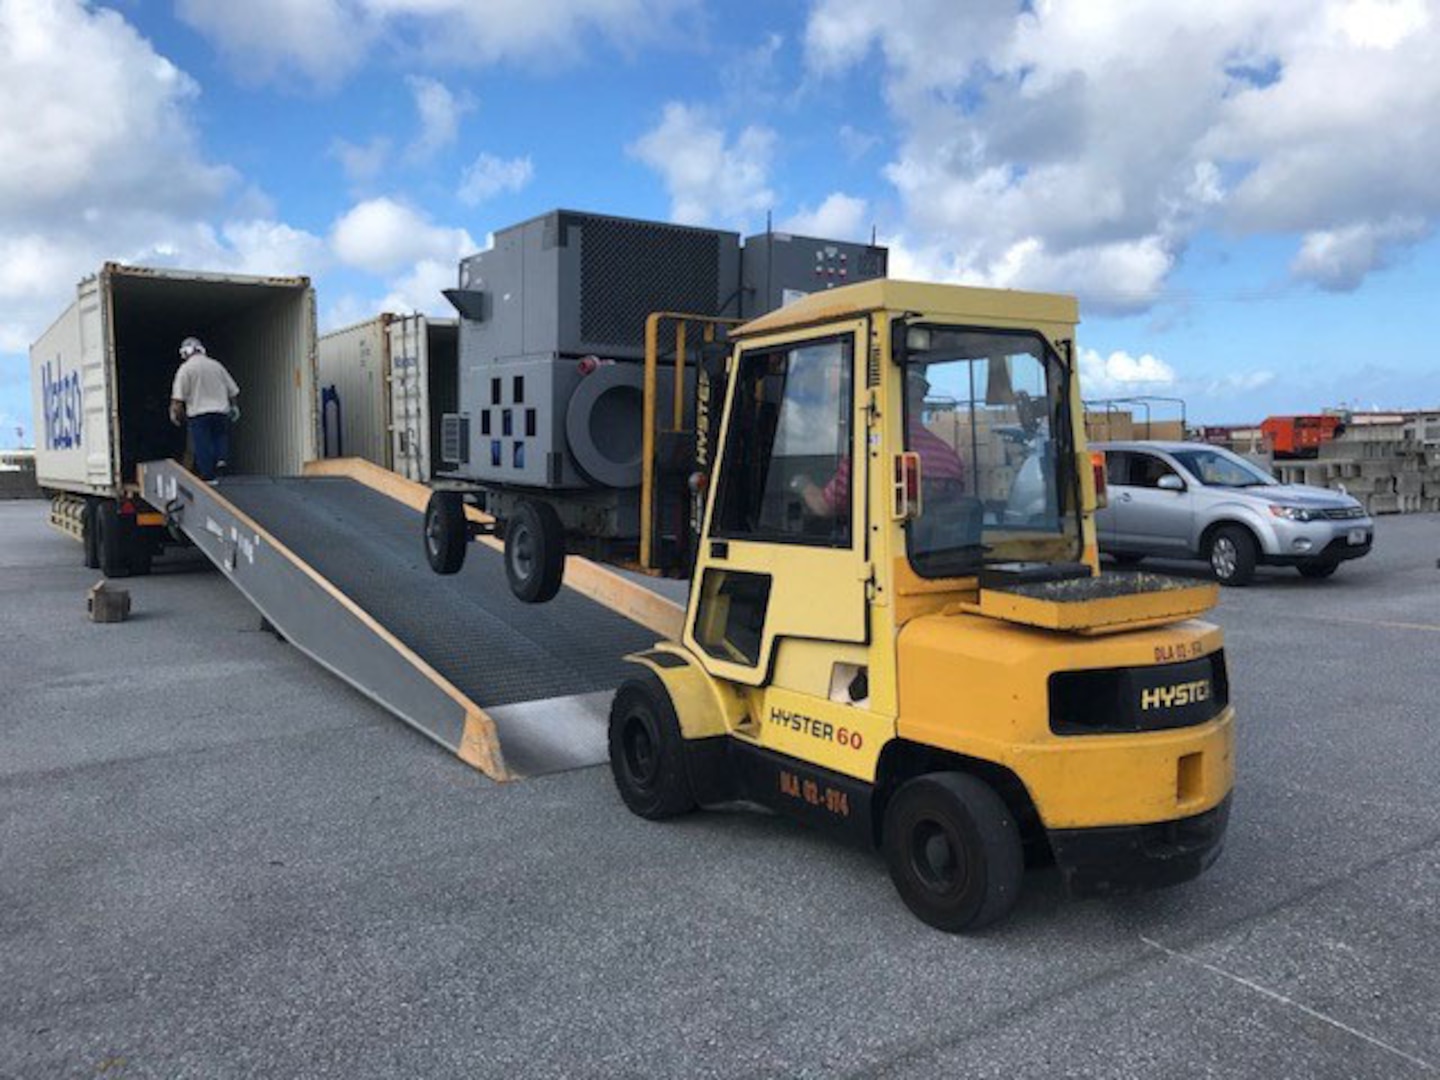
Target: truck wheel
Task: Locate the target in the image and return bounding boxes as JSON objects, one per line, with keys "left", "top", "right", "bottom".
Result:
{"left": 1208, "top": 525, "right": 1257, "bottom": 586}
{"left": 1298, "top": 560, "right": 1339, "bottom": 579}
{"left": 127, "top": 531, "right": 154, "bottom": 576}
{"left": 882, "top": 772, "right": 1023, "bottom": 933}
{"left": 95, "top": 501, "right": 131, "bottom": 579}
{"left": 504, "top": 499, "right": 565, "bottom": 603}
{"left": 81, "top": 499, "right": 101, "bottom": 570}
{"left": 607, "top": 675, "right": 695, "bottom": 819}
{"left": 424, "top": 491, "right": 467, "bottom": 575}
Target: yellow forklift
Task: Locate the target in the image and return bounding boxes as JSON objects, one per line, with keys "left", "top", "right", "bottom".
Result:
{"left": 607, "top": 280, "right": 1234, "bottom": 932}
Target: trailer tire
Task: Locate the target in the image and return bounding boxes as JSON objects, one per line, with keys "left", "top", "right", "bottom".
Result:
{"left": 95, "top": 501, "right": 131, "bottom": 579}
{"left": 882, "top": 772, "right": 1023, "bottom": 933}
{"left": 504, "top": 499, "right": 565, "bottom": 603}
{"left": 424, "top": 491, "right": 467, "bottom": 575}
{"left": 607, "top": 675, "right": 695, "bottom": 820}
{"left": 81, "top": 499, "right": 101, "bottom": 570}
{"left": 127, "top": 531, "right": 153, "bottom": 577}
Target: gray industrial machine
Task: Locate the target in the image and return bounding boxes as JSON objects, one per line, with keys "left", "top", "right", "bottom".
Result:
{"left": 427, "top": 208, "right": 888, "bottom": 600}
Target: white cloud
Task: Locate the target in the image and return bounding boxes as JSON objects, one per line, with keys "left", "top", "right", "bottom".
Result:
{"left": 782, "top": 194, "right": 869, "bottom": 241}
{"left": 174, "top": 0, "right": 373, "bottom": 87}
{"left": 1079, "top": 348, "right": 1178, "bottom": 398}
{"left": 178, "top": 0, "right": 694, "bottom": 85}
{"left": 1291, "top": 217, "right": 1429, "bottom": 291}
{"left": 804, "top": 0, "right": 1440, "bottom": 306}
{"left": 0, "top": 1, "right": 230, "bottom": 218}
{"left": 629, "top": 103, "right": 775, "bottom": 228}
{"left": 332, "top": 136, "right": 392, "bottom": 184}
{"left": 0, "top": 2, "right": 331, "bottom": 356}
{"left": 406, "top": 76, "right": 469, "bottom": 158}
{"left": 331, "top": 197, "right": 476, "bottom": 273}
{"left": 457, "top": 153, "right": 535, "bottom": 205}
{"left": 379, "top": 258, "right": 459, "bottom": 315}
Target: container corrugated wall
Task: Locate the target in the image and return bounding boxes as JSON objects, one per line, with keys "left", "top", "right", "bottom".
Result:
{"left": 221, "top": 284, "right": 318, "bottom": 476}
{"left": 319, "top": 315, "right": 393, "bottom": 468}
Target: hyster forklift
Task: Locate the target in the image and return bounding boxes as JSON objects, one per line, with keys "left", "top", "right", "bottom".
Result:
{"left": 605, "top": 279, "right": 1234, "bottom": 932}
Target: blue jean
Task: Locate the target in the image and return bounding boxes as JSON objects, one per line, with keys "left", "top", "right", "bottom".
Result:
{"left": 189, "top": 412, "right": 230, "bottom": 480}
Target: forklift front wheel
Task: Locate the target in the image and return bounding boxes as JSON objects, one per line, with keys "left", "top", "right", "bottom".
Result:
{"left": 882, "top": 772, "right": 1023, "bottom": 933}
{"left": 424, "top": 491, "right": 467, "bottom": 575}
{"left": 504, "top": 499, "right": 565, "bottom": 603}
{"left": 607, "top": 676, "right": 696, "bottom": 820}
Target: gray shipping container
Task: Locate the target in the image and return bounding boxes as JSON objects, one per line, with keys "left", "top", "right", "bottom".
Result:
{"left": 317, "top": 313, "right": 458, "bottom": 481}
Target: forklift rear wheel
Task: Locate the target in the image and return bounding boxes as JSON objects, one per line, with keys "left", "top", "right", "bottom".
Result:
{"left": 81, "top": 499, "right": 100, "bottom": 570}
{"left": 424, "top": 491, "right": 467, "bottom": 575}
{"left": 607, "top": 676, "right": 696, "bottom": 819}
{"left": 505, "top": 499, "right": 565, "bottom": 603}
{"left": 882, "top": 772, "right": 1023, "bottom": 933}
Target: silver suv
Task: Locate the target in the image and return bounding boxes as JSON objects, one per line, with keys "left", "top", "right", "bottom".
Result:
{"left": 1094, "top": 441, "right": 1374, "bottom": 585}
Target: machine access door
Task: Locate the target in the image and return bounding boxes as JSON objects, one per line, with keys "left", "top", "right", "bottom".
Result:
{"left": 684, "top": 324, "right": 869, "bottom": 686}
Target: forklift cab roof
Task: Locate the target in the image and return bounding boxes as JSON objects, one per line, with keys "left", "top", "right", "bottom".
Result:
{"left": 731, "top": 279, "right": 1080, "bottom": 340}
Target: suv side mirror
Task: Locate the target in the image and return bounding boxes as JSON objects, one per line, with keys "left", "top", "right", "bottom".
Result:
{"left": 1157, "top": 474, "right": 1185, "bottom": 492}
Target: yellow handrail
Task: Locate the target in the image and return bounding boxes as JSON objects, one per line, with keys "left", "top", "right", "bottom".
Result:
{"left": 640, "top": 312, "right": 742, "bottom": 570}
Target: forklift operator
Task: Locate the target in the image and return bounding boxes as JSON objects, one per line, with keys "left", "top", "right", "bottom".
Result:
{"left": 794, "top": 369, "right": 966, "bottom": 516}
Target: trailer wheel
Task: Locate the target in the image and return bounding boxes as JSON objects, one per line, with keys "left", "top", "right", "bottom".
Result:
{"left": 504, "top": 499, "right": 565, "bottom": 603}
{"left": 95, "top": 501, "right": 131, "bottom": 579}
{"left": 607, "top": 675, "right": 695, "bottom": 820}
{"left": 127, "top": 531, "right": 154, "bottom": 577}
{"left": 1208, "top": 525, "right": 1257, "bottom": 586}
{"left": 81, "top": 499, "right": 100, "bottom": 570}
{"left": 424, "top": 491, "right": 467, "bottom": 575}
{"left": 882, "top": 772, "right": 1023, "bottom": 933}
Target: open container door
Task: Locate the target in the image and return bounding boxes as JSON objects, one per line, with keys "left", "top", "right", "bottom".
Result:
{"left": 388, "top": 314, "right": 458, "bottom": 481}
{"left": 108, "top": 265, "right": 318, "bottom": 482}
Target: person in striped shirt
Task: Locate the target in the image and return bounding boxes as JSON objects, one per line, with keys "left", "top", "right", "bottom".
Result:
{"left": 797, "top": 369, "right": 967, "bottom": 517}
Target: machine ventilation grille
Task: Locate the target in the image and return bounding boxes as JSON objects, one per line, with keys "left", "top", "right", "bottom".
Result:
{"left": 440, "top": 413, "right": 469, "bottom": 465}
{"left": 580, "top": 218, "right": 721, "bottom": 350}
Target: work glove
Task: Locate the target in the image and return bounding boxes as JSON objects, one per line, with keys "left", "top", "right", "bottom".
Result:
{"left": 229, "top": 404, "right": 241, "bottom": 423}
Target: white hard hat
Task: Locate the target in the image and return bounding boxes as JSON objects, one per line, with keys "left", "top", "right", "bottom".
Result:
{"left": 179, "top": 336, "right": 206, "bottom": 359}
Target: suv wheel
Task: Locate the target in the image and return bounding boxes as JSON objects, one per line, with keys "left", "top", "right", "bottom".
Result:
{"left": 1208, "top": 525, "right": 1257, "bottom": 587}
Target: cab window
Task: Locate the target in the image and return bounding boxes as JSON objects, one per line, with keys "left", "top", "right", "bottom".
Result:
{"left": 710, "top": 336, "right": 853, "bottom": 547}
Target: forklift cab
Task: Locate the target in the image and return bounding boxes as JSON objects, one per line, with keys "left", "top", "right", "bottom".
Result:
{"left": 611, "top": 280, "right": 1234, "bottom": 932}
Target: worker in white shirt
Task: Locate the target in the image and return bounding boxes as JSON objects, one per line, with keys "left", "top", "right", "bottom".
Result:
{"left": 170, "top": 337, "right": 240, "bottom": 481}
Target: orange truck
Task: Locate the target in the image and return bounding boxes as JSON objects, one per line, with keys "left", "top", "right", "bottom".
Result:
{"left": 1261, "top": 414, "right": 1343, "bottom": 458}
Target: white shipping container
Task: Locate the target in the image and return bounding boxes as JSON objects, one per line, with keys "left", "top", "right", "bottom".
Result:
{"left": 31, "top": 263, "right": 318, "bottom": 496}
{"left": 318, "top": 312, "right": 457, "bottom": 481}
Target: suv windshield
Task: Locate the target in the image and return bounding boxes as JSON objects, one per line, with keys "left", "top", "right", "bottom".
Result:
{"left": 1170, "top": 447, "right": 1275, "bottom": 488}
{"left": 901, "top": 325, "right": 1081, "bottom": 577}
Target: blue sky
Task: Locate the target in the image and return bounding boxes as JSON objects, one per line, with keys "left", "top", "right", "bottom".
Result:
{"left": 3, "top": 0, "right": 1438, "bottom": 448}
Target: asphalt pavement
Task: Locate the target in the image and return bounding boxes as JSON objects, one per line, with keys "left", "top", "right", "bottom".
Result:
{"left": 2, "top": 501, "right": 1437, "bottom": 1078}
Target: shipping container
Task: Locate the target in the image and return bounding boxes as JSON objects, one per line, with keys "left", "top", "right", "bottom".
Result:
{"left": 318, "top": 313, "right": 458, "bottom": 481}
{"left": 30, "top": 262, "right": 317, "bottom": 575}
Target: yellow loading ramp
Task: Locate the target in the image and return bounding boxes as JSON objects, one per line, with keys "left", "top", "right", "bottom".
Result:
{"left": 139, "top": 458, "right": 684, "bottom": 781}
